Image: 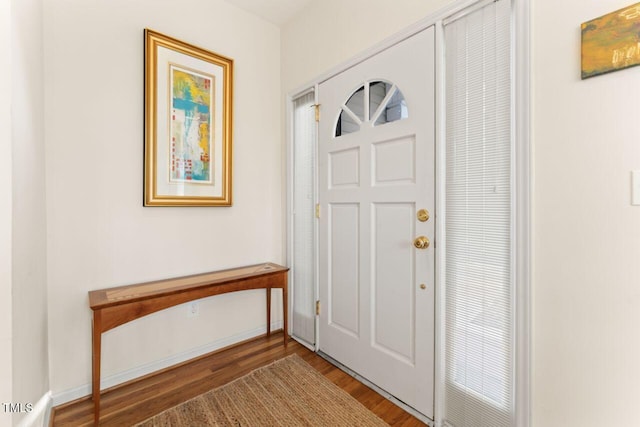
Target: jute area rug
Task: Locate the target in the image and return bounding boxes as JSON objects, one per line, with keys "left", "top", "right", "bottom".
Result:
{"left": 135, "top": 354, "right": 388, "bottom": 426}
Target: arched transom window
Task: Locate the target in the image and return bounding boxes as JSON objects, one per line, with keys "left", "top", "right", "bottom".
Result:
{"left": 335, "top": 80, "right": 408, "bottom": 137}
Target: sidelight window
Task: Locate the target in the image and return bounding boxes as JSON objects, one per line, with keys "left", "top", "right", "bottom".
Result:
{"left": 443, "top": 0, "right": 514, "bottom": 426}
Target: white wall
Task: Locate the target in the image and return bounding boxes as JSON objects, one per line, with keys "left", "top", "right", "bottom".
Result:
{"left": 281, "top": 0, "right": 453, "bottom": 94}
{"left": 44, "top": 0, "right": 282, "bottom": 398}
{"left": 532, "top": 0, "right": 640, "bottom": 425}
{"left": 11, "top": 0, "right": 49, "bottom": 424}
{"left": 0, "top": 0, "right": 14, "bottom": 425}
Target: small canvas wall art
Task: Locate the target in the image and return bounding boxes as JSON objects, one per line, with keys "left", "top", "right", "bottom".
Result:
{"left": 582, "top": 3, "right": 640, "bottom": 79}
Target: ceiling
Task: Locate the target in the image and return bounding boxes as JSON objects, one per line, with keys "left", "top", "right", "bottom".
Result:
{"left": 224, "top": 0, "right": 314, "bottom": 26}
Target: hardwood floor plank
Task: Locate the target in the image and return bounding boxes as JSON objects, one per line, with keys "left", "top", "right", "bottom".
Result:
{"left": 51, "top": 333, "right": 428, "bottom": 426}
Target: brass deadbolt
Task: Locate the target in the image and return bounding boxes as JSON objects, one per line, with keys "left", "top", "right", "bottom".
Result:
{"left": 417, "top": 209, "right": 430, "bottom": 222}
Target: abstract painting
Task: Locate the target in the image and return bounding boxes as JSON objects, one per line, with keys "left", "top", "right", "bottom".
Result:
{"left": 144, "top": 29, "right": 233, "bottom": 206}
{"left": 582, "top": 3, "right": 640, "bottom": 79}
{"left": 170, "top": 66, "right": 214, "bottom": 184}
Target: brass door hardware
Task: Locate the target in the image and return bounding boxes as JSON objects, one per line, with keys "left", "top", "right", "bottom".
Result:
{"left": 413, "top": 236, "right": 430, "bottom": 249}
{"left": 417, "top": 209, "right": 430, "bottom": 222}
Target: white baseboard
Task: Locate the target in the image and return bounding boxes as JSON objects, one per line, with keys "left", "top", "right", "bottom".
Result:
{"left": 51, "top": 321, "right": 283, "bottom": 407}
{"left": 15, "top": 391, "right": 52, "bottom": 427}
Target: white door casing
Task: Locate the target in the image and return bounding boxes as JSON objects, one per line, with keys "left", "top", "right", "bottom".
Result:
{"left": 318, "top": 27, "right": 435, "bottom": 418}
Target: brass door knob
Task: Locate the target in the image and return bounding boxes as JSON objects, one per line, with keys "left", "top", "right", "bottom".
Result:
{"left": 413, "top": 236, "right": 430, "bottom": 249}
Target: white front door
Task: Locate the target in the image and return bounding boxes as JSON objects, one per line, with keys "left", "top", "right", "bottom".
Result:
{"left": 318, "top": 27, "right": 435, "bottom": 417}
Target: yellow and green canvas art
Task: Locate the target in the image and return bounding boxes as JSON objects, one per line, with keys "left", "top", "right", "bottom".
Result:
{"left": 582, "top": 3, "right": 640, "bottom": 79}
{"left": 169, "top": 66, "right": 214, "bottom": 183}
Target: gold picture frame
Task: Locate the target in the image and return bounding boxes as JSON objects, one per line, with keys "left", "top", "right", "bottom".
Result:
{"left": 144, "top": 29, "right": 233, "bottom": 206}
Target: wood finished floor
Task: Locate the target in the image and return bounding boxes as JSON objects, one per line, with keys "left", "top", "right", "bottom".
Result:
{"left": 51, "top": 332, "right": 427, "bottom": 426}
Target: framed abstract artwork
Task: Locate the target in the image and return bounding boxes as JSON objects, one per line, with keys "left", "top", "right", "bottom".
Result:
{"left": 582, "top": 3, "right": 640, "bottom": 79}
{"left": 144, "top": 29, "right": 233, "bottom": 206}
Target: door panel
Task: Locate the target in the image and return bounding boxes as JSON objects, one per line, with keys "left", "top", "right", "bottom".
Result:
{"left": 328, "top": 203, "right": 360, "bottom": 336}
{"left": 372, "top": 202, "right": 415, "bottom": 363}
{"left": 372, "top": 136, "right": 416, "bottom": 185}
{"left": 318, "top": 26, "right": 435, "bottom": 418}
{"left": 329, "top": 148, "right": 360, "bottom": 188}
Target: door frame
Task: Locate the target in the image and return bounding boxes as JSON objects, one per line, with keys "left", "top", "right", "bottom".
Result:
{"left": 285, "top": 1, "right": 530, "bottom": 425}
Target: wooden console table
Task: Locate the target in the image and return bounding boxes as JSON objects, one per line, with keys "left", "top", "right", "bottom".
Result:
{"left": 88, "top": 263, "right": 289, "bottom": 425}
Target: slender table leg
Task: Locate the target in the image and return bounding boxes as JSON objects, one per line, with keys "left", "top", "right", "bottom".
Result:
{"left": 92, "top": 310, "right": 102, "bottom": 425}
{"left": 282, "top": 276, "right": 288, "bottom": 347}
{"left": 266, "top": 287, "right": 271, "bottom": 336}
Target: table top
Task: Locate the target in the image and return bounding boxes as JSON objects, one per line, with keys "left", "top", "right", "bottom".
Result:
{"left": 89, "top": 263, "right": 288, "bottom": 309}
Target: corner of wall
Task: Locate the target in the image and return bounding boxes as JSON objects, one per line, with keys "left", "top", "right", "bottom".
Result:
{"left": 0, "top": 1, "right": 14, "bottom": 425}
{"left": 10, "top": 0, "right": 50, "bottom": 423}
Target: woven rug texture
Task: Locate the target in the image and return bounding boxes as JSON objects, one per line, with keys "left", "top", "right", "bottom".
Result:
{"left": 135, "top": 354, "right": 388, "bottom": 426}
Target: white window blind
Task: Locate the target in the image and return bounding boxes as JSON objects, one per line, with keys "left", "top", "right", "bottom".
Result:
{"left": 443, "top": 0, "right": 514, "bottom": 426}
{"left": 291, "top": 91, "right": 316, "bottom": 345}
